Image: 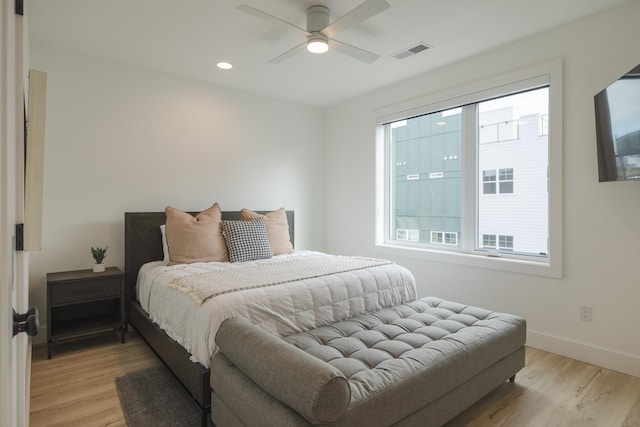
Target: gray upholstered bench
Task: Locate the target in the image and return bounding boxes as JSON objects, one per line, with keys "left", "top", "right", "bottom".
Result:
{"left": 210, "top": 297, "right": 526, "bottom": 426}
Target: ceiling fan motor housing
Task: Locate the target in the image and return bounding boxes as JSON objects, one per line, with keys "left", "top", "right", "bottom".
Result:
{"left": 306, "top": 5, "right": 330, "bottom": 32}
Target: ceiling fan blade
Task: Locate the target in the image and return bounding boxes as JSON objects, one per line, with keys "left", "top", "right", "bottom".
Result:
{"left": 237, "top": 4, "right": 310, "bottom": 37}
{"left": 323, "top": 0, "right": 390, "bottom": 38}
{"left": 329, "top": 39, "right": 380, "bottom": 64}
{"left": 267, "top": 42, "right": 307, "bottom": 64}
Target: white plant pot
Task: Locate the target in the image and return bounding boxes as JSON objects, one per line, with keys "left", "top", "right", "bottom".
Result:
{"left": 93, "top": 263, "right": 105, "bottom": 273}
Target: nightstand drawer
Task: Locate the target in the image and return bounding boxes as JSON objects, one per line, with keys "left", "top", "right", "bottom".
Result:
{"left": 50, "top": 278, "right": 121, "bottom": 305}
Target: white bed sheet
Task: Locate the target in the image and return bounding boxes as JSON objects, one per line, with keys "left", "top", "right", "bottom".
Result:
{"left": 136, "top": 251, "right": 417, "bottom": 368}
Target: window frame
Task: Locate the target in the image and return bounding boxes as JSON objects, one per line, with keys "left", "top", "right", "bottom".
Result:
{"left": 374, "top": 61, "right": 563, "bottom": 278}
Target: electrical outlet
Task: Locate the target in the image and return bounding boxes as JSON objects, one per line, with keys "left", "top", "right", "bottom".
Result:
{"left": 580, "top": 305, "right": 592, "bottom": 322}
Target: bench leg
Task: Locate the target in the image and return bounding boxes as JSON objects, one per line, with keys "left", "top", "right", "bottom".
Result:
{"left": 509, "top": 374, "right": 516, "bottom": 383}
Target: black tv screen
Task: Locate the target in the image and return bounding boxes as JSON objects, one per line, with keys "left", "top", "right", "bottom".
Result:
{"left": 594, "top": 64, "right": 640, "bottom": 182}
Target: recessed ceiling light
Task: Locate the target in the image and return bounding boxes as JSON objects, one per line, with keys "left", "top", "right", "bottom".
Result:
{"left": 217, "top": 62, "right": 233, "bottom": 70}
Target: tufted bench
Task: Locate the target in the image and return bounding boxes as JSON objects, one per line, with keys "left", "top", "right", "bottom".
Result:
{"left": 210, "top": 297, "right": 526, "bottom": 426}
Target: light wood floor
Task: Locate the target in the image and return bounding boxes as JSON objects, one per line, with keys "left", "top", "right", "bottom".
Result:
{"left": 30, "top": 330, "right": 640, "bottom": 427}
{"left": 30, "top": 331, "right": 160, "bottom": 427}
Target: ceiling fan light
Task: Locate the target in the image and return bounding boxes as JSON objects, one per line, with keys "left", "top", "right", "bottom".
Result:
{"left": 307, "top": 38, "right": 329, "bottom": 54}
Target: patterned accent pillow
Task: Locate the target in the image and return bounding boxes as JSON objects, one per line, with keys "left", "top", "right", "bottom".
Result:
{"left": 222, "top": 217, "right": 273, "bottom": 263}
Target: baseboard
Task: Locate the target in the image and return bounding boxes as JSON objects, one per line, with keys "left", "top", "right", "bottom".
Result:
{"left": 527, "top": 329, "right": 640, "bottom": 378}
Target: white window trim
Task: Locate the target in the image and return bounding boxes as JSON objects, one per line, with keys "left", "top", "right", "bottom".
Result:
{"left": 374, "top": 60, "right": 563, "bottom": 278}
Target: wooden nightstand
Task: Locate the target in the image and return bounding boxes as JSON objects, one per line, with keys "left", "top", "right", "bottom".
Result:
{"left": 46, "top": 267, "right": 125, "bottom": 359}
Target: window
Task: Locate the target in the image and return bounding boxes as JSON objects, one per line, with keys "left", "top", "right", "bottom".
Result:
{"left": 483, "top": 234, "right": 514, "bottom": 251}
{"left": 483, "top": 168, "right": 513, "bottom": 194}
{"left": 499, "top": 235, "right": 514, "bottom": 251}
{"left": 482, "top": 234, "right": 496, "bottom": 248}
{"left": 499, "top": 168, "right": 514, "bottom": 193}
{"left": 376, "top": 62, "right": 562, "bottom": 277}
{"left": 396, "top": 229, "right": 419, "bottom": 242}
{"left": 483, "top": 170, "right": 496, "bottom": 194}
{"left": 431, "top": 231, "right": 458, "bottom": 245}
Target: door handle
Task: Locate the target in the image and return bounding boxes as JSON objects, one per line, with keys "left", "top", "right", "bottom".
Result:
{"left": 13, "top": 306, "right": 39, "bottom": 337}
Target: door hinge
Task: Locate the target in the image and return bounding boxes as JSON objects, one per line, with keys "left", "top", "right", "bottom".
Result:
{"left": 15, "top": 0, "right": 24, "bottom": 16}
{"left": 15, "top": 223, "right": 24, "bottom": 251}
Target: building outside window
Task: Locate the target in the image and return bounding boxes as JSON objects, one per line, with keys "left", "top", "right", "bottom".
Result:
{"left": 379, "top": 82, "right": 550, "bottom": 261}
{"left": 482, "top": 234, "right": 514, "bottom": 251}
{"left": 499, "top": 235, "right": 514, "bottom": 251}
{"left": 431, "top": 231, "right": 458, "bottom": 245}
{"left": 482, "top": 234, "right": 497, "bottom": 248}
{"left": 396, "top": 229, "right": 419, "bottom": 242}
{"left": 499, "top": 168, "right": 514, "bottom": 193}
{"left": 483, "top": 170, "right": 497, "bottom": 194}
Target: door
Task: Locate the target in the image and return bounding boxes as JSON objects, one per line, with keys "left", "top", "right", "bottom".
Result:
{"left": 1, "top": 2, "right": 30, "bottom": 427}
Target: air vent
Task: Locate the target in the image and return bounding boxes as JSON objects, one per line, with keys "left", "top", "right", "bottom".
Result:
{"left": 392, "top": 43, "right": 432, "bottom": 60}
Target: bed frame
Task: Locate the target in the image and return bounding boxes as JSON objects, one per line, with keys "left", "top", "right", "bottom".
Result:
{"left": 124, "top": 210, "right": 294, "bottom": 426}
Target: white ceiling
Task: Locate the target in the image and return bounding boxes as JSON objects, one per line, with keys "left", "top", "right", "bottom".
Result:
{"left": 28, "top": 0, "right": 628, "bottom": 108}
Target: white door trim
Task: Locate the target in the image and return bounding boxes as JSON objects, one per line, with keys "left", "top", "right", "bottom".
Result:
{"left": 1, "top": 2, "right": 29, "bottom": 426}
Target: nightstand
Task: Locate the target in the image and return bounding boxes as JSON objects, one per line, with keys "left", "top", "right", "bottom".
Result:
{"left": 46, "top": 267, "right": 125, "bottom": 359}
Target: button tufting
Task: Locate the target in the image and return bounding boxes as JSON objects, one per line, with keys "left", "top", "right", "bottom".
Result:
{"left": 282, "top": 296, "right": 522, "bottom": 398}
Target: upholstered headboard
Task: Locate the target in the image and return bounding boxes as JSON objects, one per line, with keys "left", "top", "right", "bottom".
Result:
{"left": 123, "top": 210, "right": 294, "bottom": 316}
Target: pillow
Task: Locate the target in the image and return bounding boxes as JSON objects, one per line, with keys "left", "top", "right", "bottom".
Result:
{"left": 160, "top": 224, "right": 169, "bottom": 264}
{"left": 165, "top": 203, "right": 229, "bottom": 265}
{"left": 222, "top": 217, "right": 272, "bottom": 263}
{"left": 240, "top": 208, "right": 294, "bottom": 255}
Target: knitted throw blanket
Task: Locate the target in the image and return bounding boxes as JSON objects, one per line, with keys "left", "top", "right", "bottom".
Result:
{"left": 169, "top": 255, "right": 393, "bottom": 305}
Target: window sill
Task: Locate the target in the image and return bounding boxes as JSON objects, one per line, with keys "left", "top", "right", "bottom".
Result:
{"left": 375, "top": 243, "right": 561, "bottom": 278}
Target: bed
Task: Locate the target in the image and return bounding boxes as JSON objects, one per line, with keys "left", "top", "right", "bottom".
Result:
{"left": 124, "top": 209, "right": 417, "bottom": 425}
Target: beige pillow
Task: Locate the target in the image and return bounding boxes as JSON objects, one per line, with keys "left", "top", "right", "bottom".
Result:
{"left": 240, "top": 208, "right": 294, "bottom": 255}
{"left": 165, "top": 203, "right": 229, "bottom": 265}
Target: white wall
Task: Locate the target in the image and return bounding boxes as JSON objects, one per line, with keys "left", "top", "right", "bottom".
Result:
{"left": 28, "top": 45, "right": 325, "bottom": 342}
{"left": 324, "top": 1, "right": 640, "bottom": 377}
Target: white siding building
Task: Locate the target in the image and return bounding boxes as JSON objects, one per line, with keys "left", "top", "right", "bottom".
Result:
{"left": 478, "top": 111, "right": 549, "bottom": 255}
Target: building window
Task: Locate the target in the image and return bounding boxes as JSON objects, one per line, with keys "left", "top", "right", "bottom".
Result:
{"left": 499, "top": 235, "right": 514, "bottom": 251}
{"left": 396, "top": 229, "right": 419, "bottom": 242}
{"left": 482, "top": 234, "right": 496, "bottom": 248}
{"left": 376, "top": 62, "right": 563, "bottom": 277}
{"left": 483, "top": 168, "right": 514, "bottom": 194}
{"left": 482, "top": 234, "right": 514, "bottom": 251}
{"left": 483, "top": 170, "right": 496, "bottom": 194}
{"left": 431, "top": 231, "right": 458, "bottom": 245}
{"left": 499, "top": 168, "right": 514, "bottom": 193}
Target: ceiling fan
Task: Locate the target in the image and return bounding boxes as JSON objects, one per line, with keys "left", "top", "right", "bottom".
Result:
{"left": 237, "top": 0, "right": 390, "bottom": 64}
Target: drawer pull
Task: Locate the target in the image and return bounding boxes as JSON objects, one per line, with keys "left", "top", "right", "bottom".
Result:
{"left": 71, "top": 287, "right": 104, "bottom": 295}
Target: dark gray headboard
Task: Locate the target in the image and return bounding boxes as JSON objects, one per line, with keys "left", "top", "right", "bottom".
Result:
{"left": 123, "top": 210, "right": 294, "bottom": 315}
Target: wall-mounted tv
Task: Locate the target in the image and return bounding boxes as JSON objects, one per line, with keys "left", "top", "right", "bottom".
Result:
{"left": 594, "top": 64, "right": 640, "bottom": 182}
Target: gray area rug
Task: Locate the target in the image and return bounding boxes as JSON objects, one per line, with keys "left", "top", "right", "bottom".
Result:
{"left": 115, "top": 365, "right": 204, "bottom": 426}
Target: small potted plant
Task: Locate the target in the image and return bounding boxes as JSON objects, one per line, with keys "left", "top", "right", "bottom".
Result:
{"left": 91, "top": 246, "right": 108, "bottom": 272}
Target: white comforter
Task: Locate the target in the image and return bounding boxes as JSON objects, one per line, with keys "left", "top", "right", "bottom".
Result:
{"left": 136, "top": 251, "right": 416, "bottom": 367}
